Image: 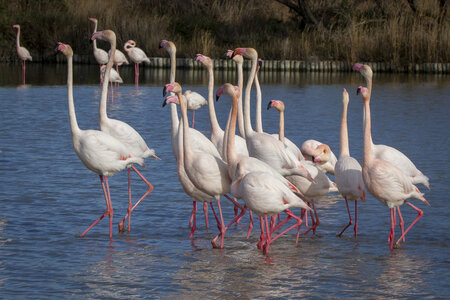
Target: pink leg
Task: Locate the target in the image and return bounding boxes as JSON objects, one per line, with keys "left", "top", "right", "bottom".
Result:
{"left": 22, "top": 60, "right": 26, "bottom": 85}
{"left": 209, "top": 202, "right": 221, "bottom": 232}
{"left": 211, "top": 195, "right": 246, "bottom": 248}
{"left": 337, "top": 197, "right": 352, "bottom": 237}
{"left": 203, "top": 202, "right": 209, "bottom": 229}
{"left": 211, "top": 204, "right": 247, "bottom": 248}
{"left": 118, "top": 166, "right": 154, "bottom": 233}
{"left": 389, "top": 208, "right": 395, "bottom": 249}
{"left": 189, "top": 201, "right": 197, "bottom": 238}
{"left": 263, "top": 214, "right": 271, "bottom": 254}
{"left": 81, "top": 175, "right": 113, "bottom": 239}
{"left": 354, "top": 200, "right": 358, "bottom": 238}
{"left": 394, "top": 201, "right": 424, "bottom": 248}
{"left": 397, "top": 206, "right": 405, "bottom": 243}
{"left": 192, "top": 111, "right": 195, "bottom": 128}
{"left": 304, "top": 200, "right": 319, "bottom": 235}
{"left": 246, "top": 210, "right": 254, "bottom": 239}
{"left": 188, "top": 201, "right": 196, "bottom": 228}
{"left": 257, "top": 216, "right": 265, "bottom": 249}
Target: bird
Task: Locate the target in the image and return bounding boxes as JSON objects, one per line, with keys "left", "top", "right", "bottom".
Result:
{"left": 167, "top": 89, "right": 208, "bottom": 128}
{"left": 124, "top": 40, "right": 150, "bottom": 86}
{"left": 164, "top": 82, "right": 244, "bottom": 249}
{"left": 56, "top": 42, "right": 144, "bottom": 239}
{"left": 88, "top": 18, "right": 109, "bottom": 82}
{"left": 301, "top": 140, "right": 337, "bottom": 175}
{"left": 195, "top": 54, "right": 249, "bottom": 159}
{"left": 12, "top": 24, "right": 32, "bottom": 84}
{"left": 334, "top": 88, "right": 366, "bottom": 238}
{"left": 353, "top": 63, "right": 430, "bottom": 189}
{"left": 358, "top": 86, "right": 429, "bottom": 249}
{"left": 159, "top": 39, "right": 220, "bottom": 232}
{"left": 109, "top": 48, "right": 129, "bottom": 71}
{"left": 100, "top": 64, "right": 123, "bottom": 102}
{"left": 92, "top": 30, "right": 159, "bottom": 233}
{"left": 233, "top": 48, "right": 313, "bottom": 180}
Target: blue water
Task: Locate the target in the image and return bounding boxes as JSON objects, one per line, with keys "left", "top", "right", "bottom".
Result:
{"left": 0, "top": 64, "right": 449, "bottom": 298}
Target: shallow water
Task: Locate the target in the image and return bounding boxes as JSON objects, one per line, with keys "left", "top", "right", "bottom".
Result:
{"left": 0, "top": 63, "right": 449, "bottom": 298}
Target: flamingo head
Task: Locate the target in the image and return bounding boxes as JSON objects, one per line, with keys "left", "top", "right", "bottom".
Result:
{"left": 356, "top": 86, "right": 370, "bottom": 101}
{"left": 353, "top": 63, "right": 373, "bottom": 83}
{"left": 216, "top": 83, "right": 239, "bottom": 101}
{"left": 342, "top": 88, "right": 349, "bottom": 106}
{"left": 88, "top": 17, "right": 98, "bottom": 23}
{"left": 55, "top": 42, "right": 73, "bottom": 57}
{"left": 124, "top": 40, "right": 136, "bottom": 51}
{"left": 267, "top": 100, "right": 284, "bottom": 111}
{"left": 159, "top": 40, "right": 169, "bottom": 49}
{"left": 163, "top": 82, "right": 181, "bottom": 96}
{"left": 159, "top": 40, "right": 175, "bottom": 53}
{"left": 223, "top": 50, "right": 234, "bottom": 58}
{"left": 312, "top": 144, "right": 331, "bottom": 163}
{"left": 12, "top": 24, "right": 20, "bottom": 29}
{"left": 91, "top": 30, "right": 116, "bottom": 44}
{"left": 162, "top": 95, "right": 179, "bottom": 107}
{"left": 233, "top": 47, "right": 257, "bottom": 60}
{"left": 195, "top": 54, "right": 212, "bottom": 67}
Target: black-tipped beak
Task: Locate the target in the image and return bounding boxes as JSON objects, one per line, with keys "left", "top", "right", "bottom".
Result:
{"left": 356, "top": 87, "right": 361, "bottom": 95}
{"left": 221, "top": 51, "right": 229, "bottom": 59}
{"left": 267, "top": 101, "right": 272, "bottom": 110}
{"left": 163, "top": 86, "right": 167, "bottom": 97}
{"left": 216, "top": 95, "right": 220, "bottom": 102}
{"left": 53, "top": 44, "right": 59, "bottom": 52}
{"left": 162, "top": 99, "right": 167, "bottom": 107}
{"left": 258, "top": 60, "right": 263, "bottom": 68}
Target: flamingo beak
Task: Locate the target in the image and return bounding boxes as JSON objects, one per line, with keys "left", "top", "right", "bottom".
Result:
{"left": 356, "top": 87, "right": 361, "bottom": 95}
{"left": 267, "top": 101, "right": 273, "bottom": 110}
{"left": 163, "top": 86, "right": 168, "bottom": 97}
{"left": 162, "top": 99, "right": 168, "bottom": 107}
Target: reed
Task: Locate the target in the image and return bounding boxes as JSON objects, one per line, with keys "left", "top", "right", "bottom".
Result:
{"left": 2, "top": 0, "right": 448, "bottom": 66}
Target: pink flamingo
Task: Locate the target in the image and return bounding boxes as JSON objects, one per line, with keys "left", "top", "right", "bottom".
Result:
{"left": 358, "top": 86, "right": 429, "bottom": 249}
{"left": 92, "top": 30, "right": 159, "bottom": 233}
{"left": 334, "top": 88, "right": 365, "bottom": 238}
{"left": 12, "top": 24, "right": 32, "bottom": 85}
{"left": 124, "top": 40, "right": 150, "bottom": 86}
{"left": 56, "top": 42, "right": 144, "bottom": 239}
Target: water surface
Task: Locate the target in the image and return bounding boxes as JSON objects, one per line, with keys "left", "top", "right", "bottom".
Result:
{"left": 0, "top": 63, "right": 449, "bottom": 298}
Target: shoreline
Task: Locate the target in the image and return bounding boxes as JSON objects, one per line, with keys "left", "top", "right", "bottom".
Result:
{"left": 3, "top": 55, "right": 449, "bottom": 74}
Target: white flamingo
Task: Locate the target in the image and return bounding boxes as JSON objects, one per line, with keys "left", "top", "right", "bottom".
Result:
{"left": 167, "top": 89, "right": 208, "bottom": 128}
{"left": 358, "top": 86, "right": 429, "bottom": 249}
{"left": 353, "top": 63, "right": 430, "bottom": 189}
{"left": 124, "top": 40, "right": 150, "bottom": 86}
{"left": 301, "top": 140, "right": 337, "bottom": 175}
{"left": 12, "top": 24, "right": 32, "bottom": 84}
{"left": 334, "top": 88, "right": 366, "bottom": 238}
{"left": 159, "top": 40, "right": 220, "bottom": 231}
{"left": 88, "top": 18, "right": 108, "bottom": 82}
{"left": 100, "top": 64, "right": 123, "bottom": 101}
{"left": 56, "top": 42, "right": 144, "bottom": 239}
{"left": 164, "top": 82, "right": 244, "bottom": 249}
{"left": 92, "top": 30, "right": 159, "bottom": 233}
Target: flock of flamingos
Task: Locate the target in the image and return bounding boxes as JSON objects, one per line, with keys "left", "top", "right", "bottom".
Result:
{"left": 13, "top": 20, "right": 430, "bottom": 254}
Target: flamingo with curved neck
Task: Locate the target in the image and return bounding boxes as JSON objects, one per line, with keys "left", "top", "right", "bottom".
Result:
{"left": 124, "top": 40, "right": 150, "bottom": 87}
{"left": 13, "top": 24, "right": 32, "bottom": 84}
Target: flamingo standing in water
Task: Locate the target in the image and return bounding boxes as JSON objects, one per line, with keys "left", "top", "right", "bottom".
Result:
{"left": 100, "top": 65, "right": 123, "bottom": 102}
{"left": 12, "top": 24, "right": 32, "bottom": 84}
{"left": 56, "top": 42, "right": 144, "bottom": 239}
{"left": 167, "top": 90, "right": 208, "bottom": 128}
{"left": 353, "top": 63, "right": 430, "bottom": 189}
{"left": 164, "top": 82, "right": 245, "bottom": 249}
{"left": 358, "top": 86, "right": 429, "bottom": 249}
{"left": 88, "top": 18, "right": 108, "bottom": 82}
{"left": 159, "top": 39, "right": 219, "bottom": 233}
{"left": 124, "top": 40, "right": 150, "bottom": 86}
{"left": 92, "top": 30, "right": 159, "bottom": 233}
{"left": 334, "top": 88, "right": 365, "bottom": 238}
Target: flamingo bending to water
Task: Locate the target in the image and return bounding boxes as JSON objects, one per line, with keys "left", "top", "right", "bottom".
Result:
{"left": 56, "top": 42, "right": 144, "bottom": 239}
{"left": 12, "top": 24, "right": 32, "bottom": 84}
{"left": 92, "top": 30, "right": 159, "bottom": 233}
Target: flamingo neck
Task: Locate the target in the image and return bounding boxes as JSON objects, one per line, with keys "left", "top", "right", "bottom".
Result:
{"left": 255, "top": 70, "right": 263, "bottom": 133}
{"left": 339, "top": 102, "right": 350, "bottom": 158}
{"left": 176, "top": 120, "right": 184, "bottom": 166}
{"left": 168, "top": 47, "right": 179, "bottom": 153}
{"left": 169, "top": 49, "right": 176, "bottom": 84}
{"left": 363, "top": 99, "right": 374, "bottom": 165}
{"left": 92, "top": 22, "right": 98, "bottom": 51}
{"left": 278, "top": 110, "right": 285, "bottom": 143}
{"left": 206, "top": 63, "right": 220, "bottom": 132}
{"left": 99, "top": 35, "right": 116, "bottom": 125}
{"left": 15, "top": 27, "right": 21, "bottom": 49}
{"left": 66, "top": 53, "right": 80, "bottom": 134}
{"left": 236, "top": 62, "right": 245, "bottom": 139}
{"left": 227, "top": 94, "right": 239, "bottom": 164}
{"left": 244, "top": 56, "right": 258, "bottom": 137}
{"left": 179, "top": 90, "right": 192, "bottom": 159}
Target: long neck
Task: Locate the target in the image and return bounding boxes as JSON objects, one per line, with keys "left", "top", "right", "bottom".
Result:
{"left": 67, "top": 54, "right": 80, "bottom": 134}
{"left": 255, "top": 71, "right": 263, "bottom": 133}
{"left": 99, "top": 36, "right": 115, "bottom": 124}
{"left": 179, "top": 91, "right": 192, "bottom": 159}
{"left": 92, "top": 22, "right": 98, "bottom": 50}
{"left": 222, "top": 109, "right": 232, "bottom": 162}
{"left": 227, "top": 94, "right": 239, "bottom": 164}
{"left": 278, "top": 110, "right": 285, "bottom": 143}
{"left": 236, "top": 62, "right": 245, "bottom": 138}
{"left": 363, "top": 99, "right": 373, "bottom": 165}
{"left": 15, "top": 28, "right": 21, "bottom": 49}
{"left": 339, "top": 102, "right": 350, "bottom": 157}
{"left": 177, "top": 118, "right": 184, "bottom": 166}
{"left": 207, "top": 63, "right": 220, "bottom": 132}
{"left": 168, "top": 47, "right": 179, "bottom": 153}
{"left": 244, "top": 57, "right": 258, "bottom": 136}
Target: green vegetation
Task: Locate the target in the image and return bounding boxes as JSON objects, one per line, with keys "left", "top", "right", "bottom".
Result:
{"left": 2, "top": 0, "right": 448, "bottom": 65}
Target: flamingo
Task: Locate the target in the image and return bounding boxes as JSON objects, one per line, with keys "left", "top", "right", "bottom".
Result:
{"left": 334, "top": 88, "right": 366, "bottom": 238}
{"left": 92, "top": 30, "right": 159, "bottom": 233}
{"left": 12, "top": 24, "right": 32, "bottom": 84}
{"left": 195, "top": 54, "right": 249, "bottom": 160}
{"left": 109, "top": 48, "right": 129, "bottom": 71}
{"left": 88, "top": 18, "right": 108, "bottom": 82}
{"left": 353, "top": 63, "right": 430, "bottom": 189}
{"left": 56, "top": 42, "right": 144, "bottom": 239}
{"left": 267, "top": 99, "right": 337, "bottom": 234}
{"left": 168, "top": 90, "right": 208, "bottom": 128}
{"left": 100, "top": 64, "right": 123, "bottom": 102}
{"left": 159, "top": 40, "right": 219, "bottom": 231}
{"left": 358, "top": 86, "right": 429, "bottom": 249}
{"left": 301, "top": 140, "right": 337, "bottom": 175}
{"left": 124, "top": 40, "right": 150, "bottom": 86}
{"left": 164, "top": 82, "right": 245, "bottom": 249}
{"left": 233, "top": 48, "right": 313, "bottom": 180}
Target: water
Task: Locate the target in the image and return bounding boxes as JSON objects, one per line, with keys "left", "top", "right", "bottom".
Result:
{"left": 0, "top": 63, "right": 449, "bottom": 298}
